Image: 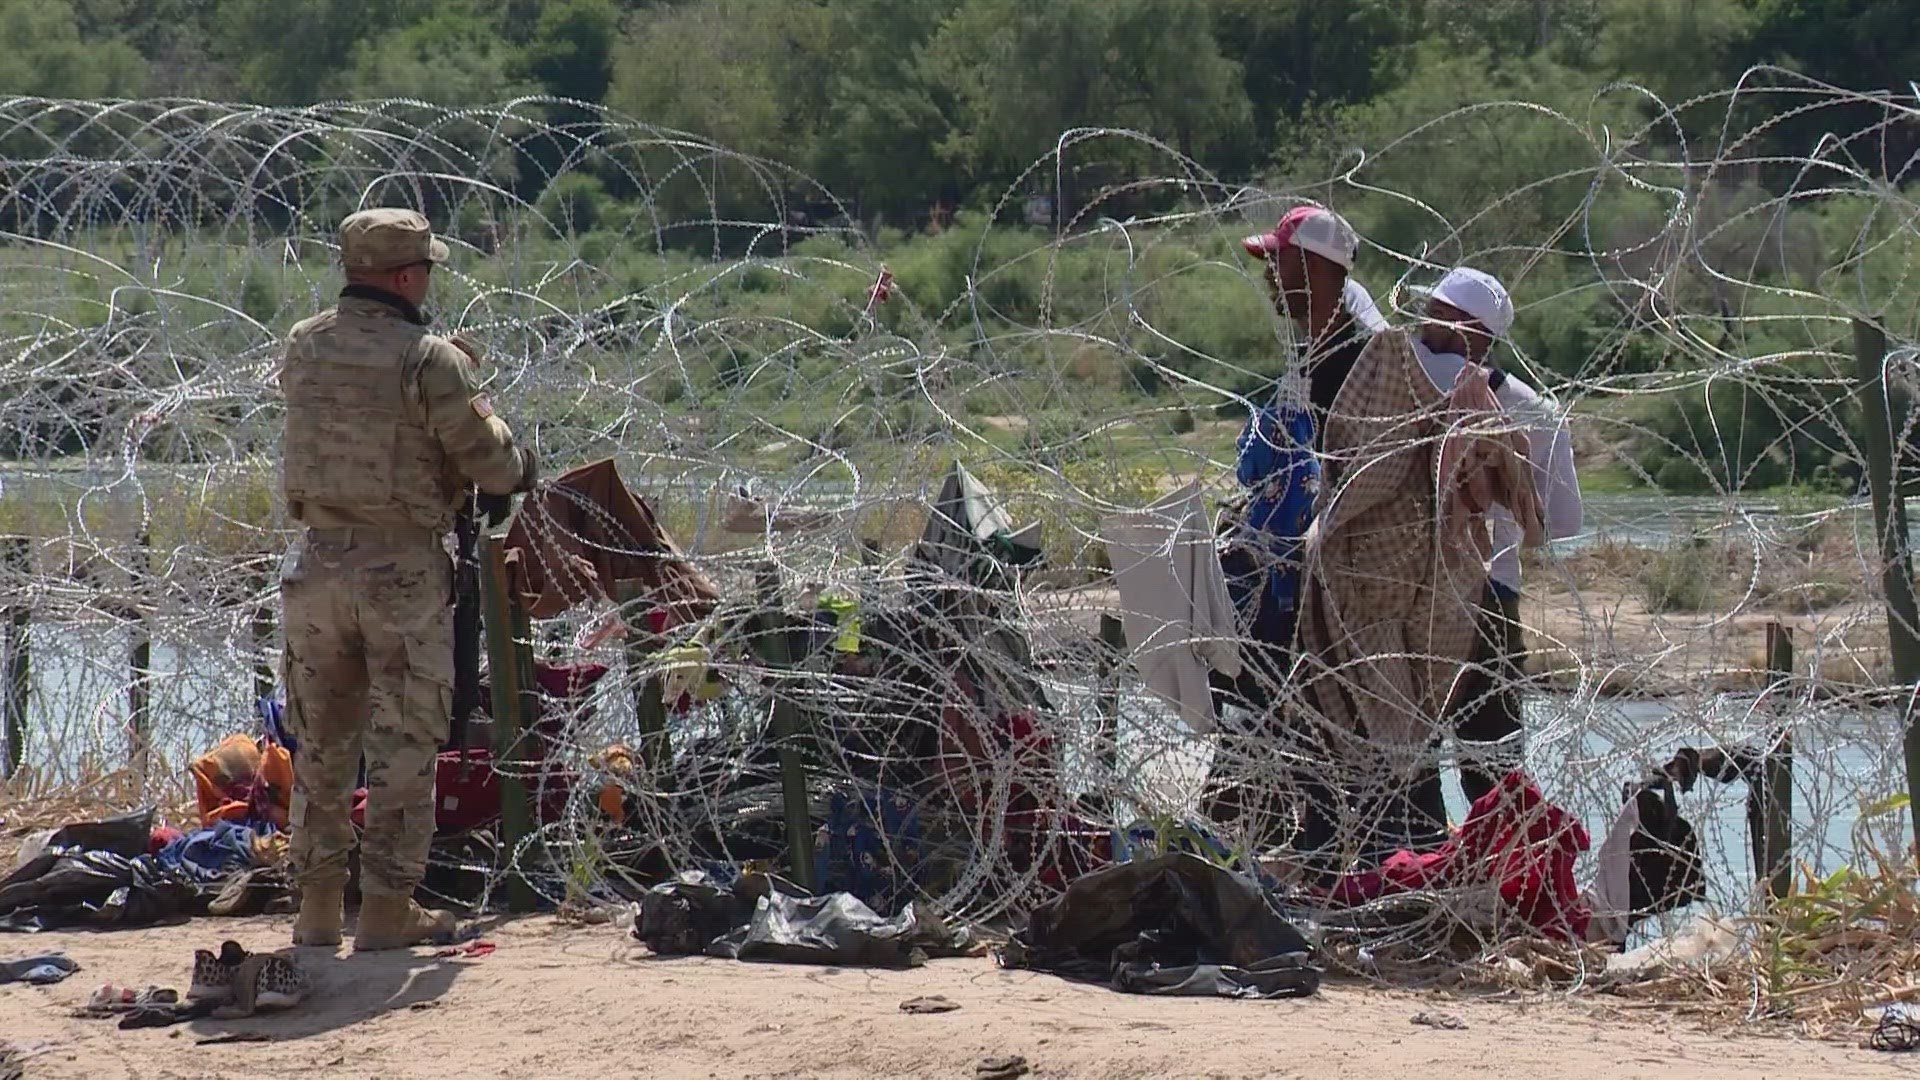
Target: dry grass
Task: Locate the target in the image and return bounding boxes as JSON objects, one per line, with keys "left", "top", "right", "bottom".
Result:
{"left": 1597, "top": 821, "right": 1920, "bottom": 1044}
{"left": 0, "top": 764, "right": 197, "bottom": 868}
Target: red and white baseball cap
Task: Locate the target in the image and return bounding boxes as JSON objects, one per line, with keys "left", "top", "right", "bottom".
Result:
{"left": 1418, "top": 265, "right": 1514, "bottom": 337}
{"left": 1241, "top": 206, "right": 1359, "bottom": 270}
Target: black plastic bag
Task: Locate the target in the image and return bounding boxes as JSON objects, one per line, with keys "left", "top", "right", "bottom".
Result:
{"left": 0, "top": 810, "right": 206, "bottom": 933}
{"left": 709, "top": 891, "right": 974, "bottom": 968}
{"left": 638, "top": 871, "right": 807, "bottom": 956}
{"left": 1001, "top": 852, "right": 1320, "bottom": 999}
{"left": 34, "top": 809, "right": 157, "bottom": 859}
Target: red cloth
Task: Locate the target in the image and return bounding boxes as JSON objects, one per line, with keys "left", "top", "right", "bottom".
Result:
{"left": 1323, "top": 770, "right": 1592, "bottom": 941}
{"left": 149, "top": 826, "right": 185, "bottom": 855}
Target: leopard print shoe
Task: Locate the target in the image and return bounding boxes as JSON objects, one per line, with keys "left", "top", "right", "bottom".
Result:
{"left": 186, "top": 941, "right": 247, "bottom": 1004}
{"left": 209, "top": 943, "right": 310, "bottom": 1019}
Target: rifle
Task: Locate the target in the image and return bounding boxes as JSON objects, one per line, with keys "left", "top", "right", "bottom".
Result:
{"left": 449, "top": 488, "right": 483, "bottom": 753}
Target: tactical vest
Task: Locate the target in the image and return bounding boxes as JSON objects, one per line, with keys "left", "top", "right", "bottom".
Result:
{"left": 280, "top": 303, "right": 453, "bottom": 529}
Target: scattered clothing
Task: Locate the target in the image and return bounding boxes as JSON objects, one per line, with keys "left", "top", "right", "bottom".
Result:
{"left": 0, "top": 810, "right": 208, "bottom": 933}
{"left": 1002, "top": 852, "right": 1320, "bottom": 1000}
{"left": 434, "top": 940, "right": 496, "bottom": 960}
{"left": 82, "top": 984, "right": 178, "bottom": 1013}
{"left": 1294, "top": 329, "right": 1546, "bottom": 852}
{"left": 638, "top": 871, "right": 975, "bottom": 968}
{"left": 156, "top": 821, "right": 265, "bottom": 884}
{"left": 206, "top": 866, "right": 293, "bottom": 918}
{"left": 1100, "top": 481, "right": 1243, "bottom": 736}
{"left": 190, "top": 734, "right": 294, "bottom": 830}
{"left": 17, "top": 811, "right": 154, "bottom": 862}
{"left": 1585, "top": 795, "right": 1641, "bottom": 948}
{"left": 1868, "top": 1005, "right": 1920, "bottom": 1052}
{"left": 504, "top": 457, "right": 720, "bottom": 624}
{"left": 900, "top": 995, "right": 960, "bottom": 1014}
{"left": 816, "top": 788, "right": 930, "bottom": 916}
{"left": 1323, "top": 771, "right": 1591, "bottom": 942}
{"left": 1411, "top": 1011, "right": 1468, "bottom": 1030}
{"left": 917, "top": 462, "right": 1044, "bottom": 577}
{"left": 1583, "top": 761, "right": 1706, "bottom": 948}
{"left": 638, "top": 871, "right": 803, "bottom": 957}
{"left": 0, "top": 953, "right": 77, "bottom": 984}
{"left": 1413, "top": 340, "right": 1582, "bottom": 592}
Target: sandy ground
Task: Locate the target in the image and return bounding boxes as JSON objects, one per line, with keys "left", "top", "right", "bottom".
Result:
{"left": 0, "top": 915, "right": 1907, "bottom": 1080}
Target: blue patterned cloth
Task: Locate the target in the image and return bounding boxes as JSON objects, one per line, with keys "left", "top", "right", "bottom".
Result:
{"left": 815, "top": 788, "right": 928, "bottom": 912}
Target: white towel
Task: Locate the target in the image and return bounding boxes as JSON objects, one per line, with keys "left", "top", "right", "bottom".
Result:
{"left": 1100, "top": 482, "right": 1243, "bottom": 736}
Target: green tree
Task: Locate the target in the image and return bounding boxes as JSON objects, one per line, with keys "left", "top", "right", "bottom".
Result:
{"left": 609, "top": 0, "right": 832, "bottom": 157}
{"left": 1213, "top": 0, "right": 1427, "bottom": 148}
{"left": 523, "top": 0, "right": 622, "bottom": 104}
{"left": 0, "top": 0, "right": 145, "bottom": 97}
{"left": 343, "top": 0, "right": 535, "bottom": 106}
{"left": 924, "top": 0, "right": 1251, "bottom": 184}
{"left": 810, "top": 0, "right": 962, "bottom": 221}
{"left": 1596, "top": 0, "right": 1754, "bottom": 103}
{"left": 212, "top": 0, "right": 419, "bottom": 104}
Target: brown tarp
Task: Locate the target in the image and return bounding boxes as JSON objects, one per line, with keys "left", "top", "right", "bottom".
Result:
{"left": 503, "top": 458, "right": 720, "bottom": 624}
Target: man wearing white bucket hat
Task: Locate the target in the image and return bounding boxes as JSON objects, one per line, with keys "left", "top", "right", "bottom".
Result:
{"left": 1406, "top": 266, "right": 1583, "bottom": 837}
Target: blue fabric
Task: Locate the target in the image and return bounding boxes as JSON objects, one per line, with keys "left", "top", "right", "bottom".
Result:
{"left": 1488, "top": 579, "right": 1521, "bottom": 603}
{"left": 815, "top": 788, "right": 927, "bottom": 913}
{"left": 1112, "top": 819, "right": 1280, "bottom": 891}
{"left": 1233, "top": 402, "right": 1319, "bottom": 625}
{"left": 155, "top": 820, "right": 260, "bottom": 883}
{"left": 258, "top": 696, "right": 295, "bottom": 754}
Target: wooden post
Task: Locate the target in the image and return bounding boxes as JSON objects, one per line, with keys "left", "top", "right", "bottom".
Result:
{"left": 1096, "top": 613, "right": 1127, "bottom": 776}
{"left": 614, "top": 581, "right": 669, "bottom": 774}
{"left": 127, "top": 528, "right": 152, "bottom": 779}
{"left": 745, "top": 563, "right": 816, "bottom": 891}
{"left": 2, "top": 536, "right": 30, "bottom": 780}
{"left": 1853, "top": 318, "right": 1920, "bottom": 856}
{"left": 1753, "top": 621, "right": 1795, "bottom": 901}
{"left": 479, "top": 535, "right": 539, "bottom": 913}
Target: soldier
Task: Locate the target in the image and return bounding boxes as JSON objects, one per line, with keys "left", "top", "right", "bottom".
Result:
{"left": 278, "top": 208, "right": 535, "bottom": 951}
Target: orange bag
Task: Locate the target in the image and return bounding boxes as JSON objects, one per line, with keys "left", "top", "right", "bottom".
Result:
{"left": 190, "top": 734, "right": 293, "bottom": 828}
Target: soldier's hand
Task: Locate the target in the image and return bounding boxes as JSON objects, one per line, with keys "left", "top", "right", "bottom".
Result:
{"left": 514, "top": 446, "right": 539, "bottom": 494}
{"left": 449, "top": 332, "right": 484, "bottom": 367}
{"left": 477, "top": 491, "right": 514, "bottom": 527}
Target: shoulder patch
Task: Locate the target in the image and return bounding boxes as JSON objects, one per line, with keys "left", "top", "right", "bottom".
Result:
{"left": 470, "top": 394, "right": 493, "bottom": 419}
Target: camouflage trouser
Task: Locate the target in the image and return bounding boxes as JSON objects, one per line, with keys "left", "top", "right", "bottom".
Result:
{"left": 281, "top": 526, "right": 453, "bottom": 897}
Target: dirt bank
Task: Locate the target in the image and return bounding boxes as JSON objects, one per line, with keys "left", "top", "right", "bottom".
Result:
{"left": 0, "top": 914, "right": 1908, "bottom": 1080}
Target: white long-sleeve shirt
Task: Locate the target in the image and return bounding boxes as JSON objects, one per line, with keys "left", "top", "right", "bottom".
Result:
{"left": 1416, "top": 341, "right": 1583, "bottom": 592}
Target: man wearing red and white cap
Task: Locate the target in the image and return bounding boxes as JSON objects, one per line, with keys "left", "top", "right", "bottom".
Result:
{"left": 1240, "top": 205, "right": 1383, "bottom": 440}
{"left": 1407, "top": 266, "right": 1583, "bottom": 838}
{"left": 1212, "top": 204, "right": 1378, "bottom": 859}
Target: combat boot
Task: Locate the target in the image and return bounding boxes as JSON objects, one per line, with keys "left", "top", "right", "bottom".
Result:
{"left": 353, "top": 894, "right": 456, "bottom": 952}
{"left": 292, "top": 884, "right": 344, "bottom": 947}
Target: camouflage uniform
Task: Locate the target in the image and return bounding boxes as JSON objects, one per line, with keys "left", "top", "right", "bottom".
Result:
{"left": 279, "top": 208, "right": 531, "bottom": 901}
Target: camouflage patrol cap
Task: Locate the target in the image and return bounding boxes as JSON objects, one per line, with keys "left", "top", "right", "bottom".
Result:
{"left": 339, "top": 208, "right": 450, "bottom": 271}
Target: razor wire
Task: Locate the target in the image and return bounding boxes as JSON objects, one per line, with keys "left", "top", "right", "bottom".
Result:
{"left": 0, "top": 71, "right": 1917, "bottom": 981}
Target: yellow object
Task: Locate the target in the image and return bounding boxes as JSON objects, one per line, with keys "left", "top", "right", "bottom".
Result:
{"left": 819, "top": 592, "right": 862, "bottom": 653}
